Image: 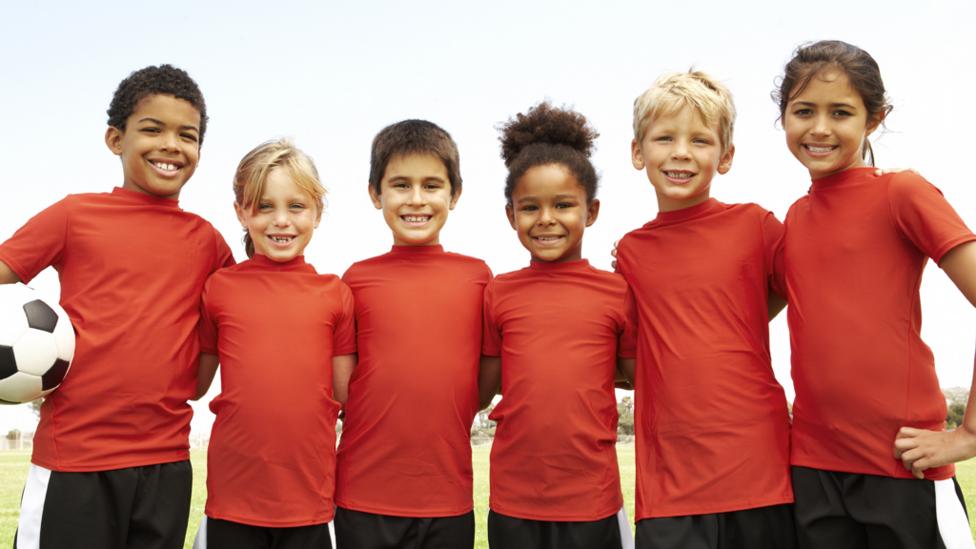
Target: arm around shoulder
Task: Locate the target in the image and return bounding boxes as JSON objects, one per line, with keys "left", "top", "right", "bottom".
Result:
{"left": 478, "top": 356, "right": 501, "bottom": 410}
{"left": 333, "top": 354, "right": 357, "bottom": 406}
{"left": 194, "top": 353, "right": 219, "bottom": 400}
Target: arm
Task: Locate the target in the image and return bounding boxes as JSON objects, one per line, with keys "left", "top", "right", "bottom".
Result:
{"left": 616, "top": 358, "right": 635, "bottom": 390}
{"left": 0, "top": 260, "right": 21, "bottom": 284}
{"left": 894, "top": 241, "right": 976, "bottom": 477}
{"left": 194, "top": 353, "right": 219, "bottom": 400}
{"left": 768, "top": 290, "right": 787, "bottom": 321}
{"left": 478, "top": 356, "right": 501, "bottom": 410}
{"left": 332, "top": 354, "right": 357, "bottom": 406}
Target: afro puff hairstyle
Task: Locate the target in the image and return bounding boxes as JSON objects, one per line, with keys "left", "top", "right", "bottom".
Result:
{"left": 106, "top": 64, "right": 209, "bottom": 144}
{"left": 498, "top": 101, "right": 599, "bottom": 204}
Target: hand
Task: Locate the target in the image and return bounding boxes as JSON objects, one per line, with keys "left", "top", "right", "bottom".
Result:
{"left": 610, "top": 240, "right": 619, "bottom": 270}
{"left": 874, "top": 167, "right": 919, "bottom": 176}
{"left": 893, "top": 425, "right": 976, "bottom": 479}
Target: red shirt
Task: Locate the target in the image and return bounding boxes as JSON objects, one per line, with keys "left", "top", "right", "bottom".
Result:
{"left": 336, "top": 245, "right": 491, "bottom": 517}
{"left": 616, "top": 198, "right": 793, "bottom": 519}
{"left": 0, "top": 188, "right": 233, "bottom": 471}
{"left": 483, "top": 259, "right": 636, "bottom": 521}
{"left": 199, "top": 255, "right": 355, "bottom": 526}
{"left": 778, "top": 168, "right": 976, "bottom": 480}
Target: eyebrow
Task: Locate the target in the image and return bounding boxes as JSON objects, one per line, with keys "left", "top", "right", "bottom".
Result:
{"left": 137, "top": 117, "right": 200, "bottom": 132}
{"left": 791, "top": 100, "right": 858, "bottom": 109}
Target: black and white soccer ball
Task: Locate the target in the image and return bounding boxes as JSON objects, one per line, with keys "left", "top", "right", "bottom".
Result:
{"left": 0, "top": 284, "right": 75, "bottom": 404}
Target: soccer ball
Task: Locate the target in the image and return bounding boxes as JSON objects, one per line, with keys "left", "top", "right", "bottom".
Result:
{"left": 0, "top": 284, "right": 75, "bottom": 404}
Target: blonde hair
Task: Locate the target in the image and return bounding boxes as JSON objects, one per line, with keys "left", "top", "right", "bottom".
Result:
{"left": 233, "top": 139, "right": 326, "bottom": 257}
{"left": 632, "top": 70, "right": 736, "bottom": 154}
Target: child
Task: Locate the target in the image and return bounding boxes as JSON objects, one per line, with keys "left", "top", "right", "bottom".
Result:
{"left": 333, "top": 120, "right": 492, "bottom": 549}
{"left": 0, "top": 65, "right": 233, "bottom": 548}
{"left": 479, "top": 101, "right": 637, "bottom": 549}
{"left": 190, "top": 139, "right": 355, "bottom": 549}
{"left": 773, "top": 40, "right": 976, "bottom": 548}
{"left": 615, "top": 71, "right": 795, "bottom": 549}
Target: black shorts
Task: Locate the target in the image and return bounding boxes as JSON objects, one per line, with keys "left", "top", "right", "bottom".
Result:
{"left": 792, "top": 466, "right": 974, "bottom": 549}
{"left": 14, "top": 460, "right": 192, "bottom": 549}
{"left": 635, "top": 503, "right": 796, "bottom": 549}
{"left": 193, "top": 516, "right": 333, "bottom": 549}
{"left": 487, "top": 509, "right": 627, "bottom": 549}
{"left": 333, "top": 507, "right": 474, "bottom": 549}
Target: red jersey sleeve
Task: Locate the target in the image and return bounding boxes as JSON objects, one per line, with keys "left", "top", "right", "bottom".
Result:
{"left": 482, "top": 280, "right": 501, "bottom": 357}
{"left": 198, "top": 278, "right": 219, "bottom": 355}
{"left": 334, "top": 282, "right": 356, "bottom": 356}
{"left": 618, "top": 286, "right": 637, "bottom": 359}
{"left": 0, "top": 198, "right": 70, "bottom": 283}
{"left": 888, "top": 172, "right": 976, "bottom": 264}
{"left": 760, "top": 210, "right": 786, "bottom": 297}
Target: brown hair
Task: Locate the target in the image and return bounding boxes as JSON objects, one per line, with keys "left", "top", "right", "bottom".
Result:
{"left": 368, "top": 119, "right": 461, "bottom": 197}
{"left": 498, "top": 101, "right": 599, "bottom": 204}
{"left": 773, "top": 40, "right": 892, "bottom": 164}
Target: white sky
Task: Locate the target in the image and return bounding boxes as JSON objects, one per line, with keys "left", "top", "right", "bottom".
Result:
{"left": 1, "top": 1, "right": 974, "bottom": 434}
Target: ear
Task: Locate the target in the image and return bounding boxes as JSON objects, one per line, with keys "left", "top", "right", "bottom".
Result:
{"left": 585, "top": 199, "right": 601, "bottom": 227}
{"left": 865, "top": 111, "right": 885, "bottom": 137}
{"left": 233, "top": 202, "right": 248, "bottom": 228}
{"left": 505, "top": 203, "right": 517, "bottom": 230}
{"left": 449, "top": 185, "right": 462, "bottom": 210}
{"left": 631, "top": 139, "right": 645, "bottom": 170}
{"left": 368, "top": 183, "right": 383, "bottom": 210}
{"left": 717, "top": 144, "right": 735, "bottom": 175}
{"left": 105, "top": 126, "right": 123, "bottom": 155}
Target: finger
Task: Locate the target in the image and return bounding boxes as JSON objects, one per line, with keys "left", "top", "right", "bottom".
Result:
{"left": 897, "top": 426, "right": 922, "bottom": 437}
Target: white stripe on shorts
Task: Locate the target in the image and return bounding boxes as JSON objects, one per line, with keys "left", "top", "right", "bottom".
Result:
{"left": 935, "top": 479, "right": 975, "bottom": 549}
{"left": 192, "top": 516, "right": 208, "bottom": 549}
{"left": 16, "top": 464, "right": 52, "bottom": 549}
{"left": 617, "top": 506, "right": 634, "bottom": 549}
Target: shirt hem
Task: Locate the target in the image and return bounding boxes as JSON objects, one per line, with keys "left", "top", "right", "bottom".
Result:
{"left": 32, "top": 451, "right": 190, "bottom": 473}
{"left": 206, "top": 510, "right": 333, "bottom": 528}
{"left": 491, "top": 501, "right": 623, "bottom": 522}
{"left": 791, "top": 457, "right": 954, "bottom": 481}
{"left": 636, "top": 494, "right": 794, "bottom": 520}
{"left": 335, "top": 499, "right": 473, "bottom": 518}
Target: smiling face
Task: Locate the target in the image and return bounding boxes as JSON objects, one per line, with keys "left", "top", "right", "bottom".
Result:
{"left": 506, "top": 164, "right": 599, "bottom": 263}
{"left": 369, "top": 153, "right": 459, "bottom": 246}
{"left": 784, "top": 68, "right": 881, "bottom": 180}
{"left": 105, "top": 93, "right": 201, "bottom": 200}
{"left": 236, "top": 168, "right": 319, "bottom": 262}
{"left": 631, "top": 105, "right": 733, "bottom": 213}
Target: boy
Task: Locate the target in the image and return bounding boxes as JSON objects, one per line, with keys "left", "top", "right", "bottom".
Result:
{"left": 615, "top": 71, "right": 794, "bottom": 549}
{"left": 333, "top": 120, "right": 491, "bottom": 549}
{"left": 0, "top": 65, "right": 233, "bottom": 549}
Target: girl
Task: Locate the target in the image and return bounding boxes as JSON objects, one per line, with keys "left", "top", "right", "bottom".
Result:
{"left": 774, "top": 40, "right": 976, "bottom": 548}
{"left": 479, "top": 102, "right": 636, "bottom": 549}
{"left": 194, "top": 139, "right": 356, "bottom": 549}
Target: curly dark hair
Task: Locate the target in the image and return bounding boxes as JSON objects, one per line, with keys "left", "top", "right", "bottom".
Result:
{"left": 106, "top": 64, "right": 209, "bottom": 144}
{"left": 498, "top": 102, "right": 599, "bottom": 204}
{"left": 773, "top": 40, "right": 891, "bottom": 165}
{"left": 369, "top": 119, "right": 461, "bottom": 197}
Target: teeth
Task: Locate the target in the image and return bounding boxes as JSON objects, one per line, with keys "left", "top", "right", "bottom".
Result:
{"left": 151, "top": 160, "right": 178, "bottom": 171}
{"left": 269, "top": 236, "right": 293, "bottom": 243}
{"left": 403, "top": 215, "right": 430, "bottom": 222}
{"left": 534, "top": 236, "right": 561, "bottom": 242}
{"left": 664, "top": 170, "right": 693, "bottom": 179}
{"left": 806, "top": 145, "right": 835, "bottom": 153}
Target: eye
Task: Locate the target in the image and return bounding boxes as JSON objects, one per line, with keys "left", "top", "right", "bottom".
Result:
{"left": 653, "top": 135, "right": 672, "bottom": 143}
{"left": 792, "top": 108, "right": 813, "bottom": 117}
{"left": 391, "top": 181, "right": 409, "bottom": 190}
{"left": 141, "top": 127, "right": 161, "bottom": 134}
{"left": 257, "top": 202, "right": 273, "bottom": 211}
{"left": 692, "top": 137, "right": 712, "bottom": 145}
{"left": 180, "top": 132, "right": 199, "bottom": 143}
{"left": 832, "top": 109, "right": 854, "bottom": 118}
{"left": 555, "top": 201, "right": 576, "bottom": 209}
{"left": 424, "top": 181, "right": 444, "bottom": 190}
{"left": 289, "top": 202, "right": 306, "bottom": 211}
{"left": 519, "top": 204, "right": 539, "bottom": 212}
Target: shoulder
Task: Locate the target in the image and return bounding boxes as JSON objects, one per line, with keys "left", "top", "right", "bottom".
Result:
{"left": 884, "top": 170, "right": 941, "bottom": 200}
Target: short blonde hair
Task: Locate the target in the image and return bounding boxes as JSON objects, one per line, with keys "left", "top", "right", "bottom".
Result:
{"left": 632, "top": 71, "right": 736, "bottom": 154}
{"left": 233, "top": 139, "right": 326, "bottom": 257}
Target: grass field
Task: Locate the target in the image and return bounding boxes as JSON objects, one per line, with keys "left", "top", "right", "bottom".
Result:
{"left": 1, "top": 446, "right": 973, "bottom": 548}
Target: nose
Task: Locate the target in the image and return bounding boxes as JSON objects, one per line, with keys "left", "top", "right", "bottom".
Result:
{"left": 537, "top": 206, "right": 556, "bottom": 225}
{"left": 407, "top": 184, "right": 426, "bottom": 205}
{"left": 812, "top": 113, "right": 831, "bottom": 136}
{"left": 160, "top": 130, "right": 179, "bottom": 151}
{"left": 671, "top": 139, "right": 691, "bottom": 159}
{"left": 272, "top": 208, "right": 289, "bottom": 227}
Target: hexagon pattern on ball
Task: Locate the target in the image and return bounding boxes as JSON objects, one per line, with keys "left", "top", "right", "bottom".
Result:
{"left": 0, "top": 284, "right": 75, "bottom": 404}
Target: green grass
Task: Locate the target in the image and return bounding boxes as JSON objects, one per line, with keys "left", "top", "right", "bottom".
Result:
{"left": 0, "top": 446, "right": 973, "bottom": 548}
